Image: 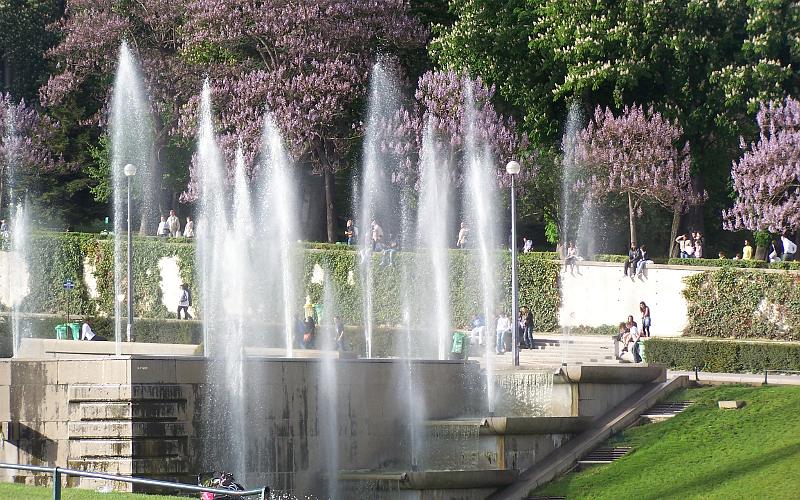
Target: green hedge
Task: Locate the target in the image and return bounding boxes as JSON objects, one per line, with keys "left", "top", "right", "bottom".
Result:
{"left": 645, "top": 338, "right": 800, "bottom": 373}
{"left": 8, "top": 232, "right": 562, "bottom": 332}
{"left": 668, "top": 258, "right": 800, "bottom": 270}
{"left": 682, "top": 266, "right": 800, "bottom": 341}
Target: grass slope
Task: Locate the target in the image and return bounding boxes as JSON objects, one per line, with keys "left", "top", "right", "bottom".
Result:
{"left": 0, "top": 483, "right": 182, "bottom": 499}
{"left": 534, "top": 385, "right": 800, "bottom": 499}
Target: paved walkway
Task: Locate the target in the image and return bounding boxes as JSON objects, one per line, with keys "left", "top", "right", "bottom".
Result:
{"left": 669, "top": 370, "right": 800, "bottom": 386}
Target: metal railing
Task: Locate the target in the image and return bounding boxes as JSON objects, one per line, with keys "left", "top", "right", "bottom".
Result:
{"left": 0, "top": 463, "right": 269, "bottom": 500}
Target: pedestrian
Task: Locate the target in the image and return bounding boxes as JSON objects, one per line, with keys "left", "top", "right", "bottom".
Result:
{"left": 769, "top": 240, "right": 782, "bottom": 263}
{"left": 178, "top": 283, "right": 192, "bottom": 319}
{"left": 183, "top": 217, "right": 195, "bottom": 238}
{"left": 675, "top": 233, "right": 690, "bottom": 258}
{"left": 564, "top": 241, "right": 580, "bottom": 274}
{"left": 684, "top": 240, "right": 695, "bottom": 258}
{"left": 626, "top": 318, "right": 642, "bottom": 363}
{"left": 635, "top": 245, "right": 649, "bottom": 278}
{"left": 523, "top": 306, "right": 534, "bottom": 349}
{"left": 624, "top": 243, "right": 640, "bottom": 277}
{"left": 370, "top": 219, "right": 384, "bottom": 251}
{"left": 522, "top": 237, "right": 533, "bottom": 253}
{"left": 344, "top": 219, "right": 358, "bottom": 245}
{"left": 742, "top": 239, "right": 753, "bottom": 260}
{"left": 781, "top": 232, "right": 797, "bottom": 261}
{"left": 379, "top": 234, "right": 398, "bottom": 267}
{"left": 456, "top": 222, "right": 469, "bottom": 249}
{"left": 334, "top": 316, "right": 346, "bottom": 351}
{"left": 157, "top": 216, "right": 168, "bottom": 237}
{"left": 81, "top": 321, "right": 107, "bottom": 341}
{"left": 693, "top": 232, "right": 704, "bottom": 259}
{"left": 167, "top": 209, "right": 180, "bottom": 237}
{"left": 470, "top": 313, "right": 486, "bottom": 346}
{"left": 302, "top": 316, "right": 316, "bottom": 349}
{"left": 495, "top": 310, "right": 511, "bottom": 355}
{"left": 639, "top": 301, "right": 651, "bottom": 337}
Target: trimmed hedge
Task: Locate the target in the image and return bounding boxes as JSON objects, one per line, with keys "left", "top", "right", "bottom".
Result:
{"left": 682, "top": 266, "right": 800, "bottom": 341}
{"left": 8, "top": 232, "right": 562, "bottom": 332}
{"left": 668, "top": 258, "right": 800, "bottom": 270}
{"left": 645, "top": 337, "right": 800, "bottom": 373}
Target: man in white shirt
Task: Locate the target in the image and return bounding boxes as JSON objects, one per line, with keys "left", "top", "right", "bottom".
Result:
{"left": 157, "top": 216, "right": 168, "bottom": 237}
{"left": 167, "top": 210, "right": 180, "bottom": 237}
{"left": 781, "top": 233, "right": 797, "bottom": 261}
{"left": 627, "top": 319, "right": 642, "bottom": 363}
{"left": 495, "top": 312, "right": 511, "bottom": 355}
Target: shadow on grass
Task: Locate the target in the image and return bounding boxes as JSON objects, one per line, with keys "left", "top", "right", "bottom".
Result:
{"left": 639, "top": 442, "right": 800, "bottom": 500}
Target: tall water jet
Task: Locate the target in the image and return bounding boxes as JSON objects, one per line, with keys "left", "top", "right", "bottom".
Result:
{"left": 319, "top": 274, "right": 340, "bottom": 499}
{"left": 256, "top": 115, "right": 298, "bottom": 355}
{"left": 416, "top": 119, "right": 451, "bottom": 359}
{"left": 9, "top": 201, "right": 30, "bottom": 357}
{"left": 110, "top": 41, "right": 156, "bottom": 354}
{"left": 358, "top": 62, "right": 399, "bottom": 358}
{"left": 195, "top": 82, "right": 247, "bottom": 480}
{"left": 463, "top": 82, "right": 500, "bottom": 411}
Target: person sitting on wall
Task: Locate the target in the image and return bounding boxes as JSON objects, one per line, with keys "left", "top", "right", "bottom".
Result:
{"left": 623, "top": 243, "right": 639, "bottom": 277}
{"left": 81, "top": 322, "right": 107, "bottom": 341}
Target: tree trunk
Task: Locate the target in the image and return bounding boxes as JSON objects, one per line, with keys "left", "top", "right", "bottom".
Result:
{"left": 668, "top": 210, "right": 681, "bottom": 257}
{"left": 627, "top": 192, "right": 637, "bottom": 247}
{"left": 755, "top": 245, "right": 766, "bottom": 261}
{"left": 324, "top": 168, "right": 336, "bottom": 243}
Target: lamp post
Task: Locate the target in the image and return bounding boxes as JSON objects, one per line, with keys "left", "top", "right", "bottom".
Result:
{"left": 506, "top": 160, "right": 521, "bottom": 367}
{"left": 123, "top": 163, "right": 137, "bottom": 342}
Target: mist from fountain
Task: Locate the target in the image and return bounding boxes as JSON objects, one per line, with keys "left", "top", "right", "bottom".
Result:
{"left": 463, "top": 82, "right": 500, "bottom": 412}
{"left": 110, "top": 42, "right": 156, "bottom": 355}
{"left": 255, "top": 115, "right": 299, "bottom": 355}
{"left": 416, "top": 118, "right": 451, "bottom": 359}
{"left": 357, "top": 62, "right": 398, "bottom": 358}
{"left": 319, "top": 275, "right": 340, "bottom": 499}
{"left": 10, "top": 201, "right": 30, "bottom": 357}
{"left": 559, "top": 103, "right": 584, "bottom": 365}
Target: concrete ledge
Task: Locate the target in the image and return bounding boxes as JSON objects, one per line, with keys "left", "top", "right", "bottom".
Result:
{"left": 560, "top": 364, "right": 666, "bottom": 384}
{"left": 340, "top": 469, "right": 517, "bottom": 490}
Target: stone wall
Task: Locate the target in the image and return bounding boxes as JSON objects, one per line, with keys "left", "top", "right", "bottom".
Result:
{"left": 559, "top": 262, "right": 703, "bottom": 335}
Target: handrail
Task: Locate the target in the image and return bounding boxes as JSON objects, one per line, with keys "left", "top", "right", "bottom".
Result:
{"left": 0, "top": 463, "right": 269, "bottom": 499}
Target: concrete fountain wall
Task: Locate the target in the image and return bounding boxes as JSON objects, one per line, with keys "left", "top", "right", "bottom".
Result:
{"left": 0, "top": 354, "right": 484, "bottom": 494}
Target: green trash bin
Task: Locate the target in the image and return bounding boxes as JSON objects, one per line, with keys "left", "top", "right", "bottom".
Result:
{"left": 68, "top": 322, "right": 81, "bottom": 340}
{"left": 54, "top": 324, "right": 68, "bottom": 340}
{"left": 451, "top": 331, "right": 470, "bottom": 360}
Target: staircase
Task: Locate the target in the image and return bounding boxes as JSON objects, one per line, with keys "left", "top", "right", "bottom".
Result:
{"left": 507, "top": 335, "right": 623, "bottom": 367}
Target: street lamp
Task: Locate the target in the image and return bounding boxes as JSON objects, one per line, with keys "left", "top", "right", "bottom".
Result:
{"left": 506, "top": 160, "right": 521, "bottom": 367}
{"left": 123, "top": 163, "right": 137, "bottom": 343}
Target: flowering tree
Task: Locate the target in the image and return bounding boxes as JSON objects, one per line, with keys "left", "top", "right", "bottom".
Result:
{"left": 380, "top": 70, "right": 529, "bottom": 188}
{"left": 176, "top": 0, "right": 427, "bottom": 241}
{"left": 723, "top": 97, "right": 800, "bottom": 233}
{"left": 0, "top": 93, "right": 60, "bottom": 210}
{"left": 575, "top": 104, "right": 705, "bottom": 248}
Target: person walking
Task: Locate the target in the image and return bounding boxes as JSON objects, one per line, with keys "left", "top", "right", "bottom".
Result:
{"left": 157, "top": 216, "right": 168, "bottom": 237}
{"left": 334, "top": 316, "right": 346, "bottom": 351}
{"left": 781, "top": 232, "right": 797, "bottom": 261}
{"left": 523, "top": 306, "right": 534, "bottom": 349}
{"left": 639, "top": 301, "right": 651, "bottom": 337}
{"left": 167, "top": 209, "right": 180, "bottom": 237}
{"left": 626, "top": 318, "right": 642, "bottom": 363}
{"left": 742, "top": 239, "right": 753, "bottom": 260}
{"left": 178, "top": 284, "right": 192, "bottom": 319}
{"left": 456, "top": 222, "right": 469, "bottom": 248}
{"left": 495, "top": 310, "right": 511, "bottom": 355}
{"left": 183, "top": 217, "right": 195, "bottom": 238}
{"left": 344, "top": 219, "right": 358, "bottom": 245}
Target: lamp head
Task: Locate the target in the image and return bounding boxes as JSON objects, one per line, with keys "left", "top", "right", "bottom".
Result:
{"left": 506, "top": 160, "right": 521, "bottom": 175}
{"left": 123, "top": 163, "right": 137, "bottom": 177}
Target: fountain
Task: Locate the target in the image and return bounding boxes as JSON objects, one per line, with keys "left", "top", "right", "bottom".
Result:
{"left": 9, "top": 201, "right": 30, "bottom": 357}
{"left": 357, "top": 62, "right": 399, "bottom": 358}
{"left": 415, "top": 118, "right": 452, "bottom": 360}
{"left": 319, "top": 275, "right": 340, "bottom": 499}
{"left": 463, "top": 80, "right": 500, "bottom": 411}
{"left": 109, "top": 41, "right": 156, "bottom": 354}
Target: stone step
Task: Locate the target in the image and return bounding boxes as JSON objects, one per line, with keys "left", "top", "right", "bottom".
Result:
{"left": 70, "top": 438, "right": 186, "bottom": 458}
{"left": 68, "top": 384, "right": 189, "bottom": 402}
{"left": 578, "top": 446, "right": 632, "bottom": 465}
{"left": 72, "top": 401, "right": 184, "bottom": 421}
{"left": 68, "top": 420, "right": 188, "bottom": 439}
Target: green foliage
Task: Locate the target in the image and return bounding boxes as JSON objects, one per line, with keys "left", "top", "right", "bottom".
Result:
{"left": 645, "top": 338, "right": 800, "bottom": 373}
{"left": 15, "top": 232, "right": 562, "bottom": 332}
{"left": 0, "top": 482, "right": 185, "bottom": 500}
{"left": 535, "top": 385, "right": 800, "bottom": 498}
{"left": 668, "top": 257, "right": 767, "bottom": 268}
{"left": 682, "top": 267, "right": 800, "bottom": 340}
{"left": 85, "top": 135, "right": 111, "bottom": 203}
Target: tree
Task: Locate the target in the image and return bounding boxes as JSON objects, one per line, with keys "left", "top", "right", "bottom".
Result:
{"left": 723, "top": 97, "right": 800, "bottom": 234}
{"left": 0, "top": 92, "right": 60, "bottom": 212}
{"left": 178, "top": 0, "right": 427, "bottom": 241}
{"left": 575, "top": 104, "right": 705, "bottom": 249}
{"left": 379, "top": 70, "right": 530, "bottom": 188}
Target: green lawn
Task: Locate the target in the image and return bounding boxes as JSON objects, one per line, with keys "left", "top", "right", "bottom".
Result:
{"left": 534, "top": 385, "right": 800, "bottom": 499}
{"left": 0, "top": 483, "right": 183, "bottom": 499}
